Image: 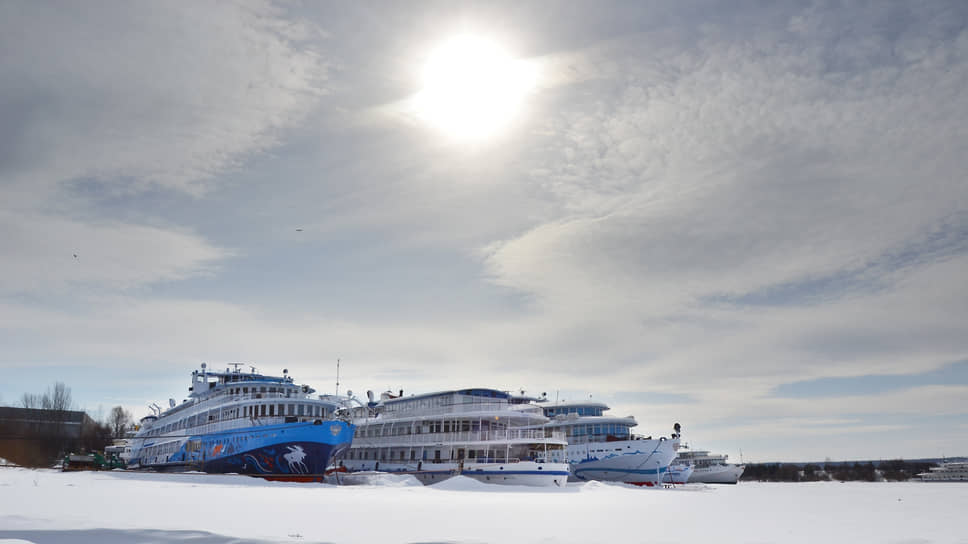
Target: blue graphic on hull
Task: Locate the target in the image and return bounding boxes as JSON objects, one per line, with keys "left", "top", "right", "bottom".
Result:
{"left": 135, "top": 420, "right": 354, "bottom": 476}
{"left": 205, "top": 441, "right": 340, "bottom": 476}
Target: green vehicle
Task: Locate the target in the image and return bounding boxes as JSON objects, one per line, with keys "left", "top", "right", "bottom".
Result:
{"left": 62, "top": 449, "right": 126, "bottom": 471}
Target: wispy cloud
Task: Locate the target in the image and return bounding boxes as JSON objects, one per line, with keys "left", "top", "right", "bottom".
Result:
{"left": 0, "top": 0, "right": 329, "bottom": 196}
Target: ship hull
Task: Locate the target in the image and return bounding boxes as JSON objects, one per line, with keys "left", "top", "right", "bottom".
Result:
{"left": 130, "top": 421, "right": 354, "bottom": 480}
{"left": 567, "top": 438, "right": 679, "bottom": 486}
{"left": 687, "top": 464, "right": 745, "bottom": 484}
{"left": 339, "top": 460, "right": 569, "bottom": 487}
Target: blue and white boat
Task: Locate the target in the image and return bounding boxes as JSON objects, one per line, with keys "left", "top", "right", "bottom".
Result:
{"left": 534, "top": 398, "right": 681, "bottom": 486}
{"left": 127, "top": 363, "right": 354, "bottom": 482}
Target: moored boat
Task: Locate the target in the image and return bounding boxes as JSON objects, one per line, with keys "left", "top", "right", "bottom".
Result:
{"left": 917, "top": 461, "right": 968, "bottom": 482}
{"left": 337, "top": 388, "right": 570, "bottom": 487}
{"left": 675, "top": 446, "right": 745, "bottom": 484}
{"left": 662, "top": 461, "right": 694, "bottom": 484}
{"left": 127, "top": 363, "right": 354, "bottom": 482}
{"left": 533, "top": 398, "right": 681, "bottom": 486}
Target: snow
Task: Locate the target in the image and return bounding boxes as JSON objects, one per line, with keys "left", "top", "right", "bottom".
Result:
{"left": 1, "top": 468, "right": 965, "bottom": 543}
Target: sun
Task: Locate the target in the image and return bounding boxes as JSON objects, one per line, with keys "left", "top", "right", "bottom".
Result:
{"left": 414, "top": 35, "right": 536, "bottom": 140}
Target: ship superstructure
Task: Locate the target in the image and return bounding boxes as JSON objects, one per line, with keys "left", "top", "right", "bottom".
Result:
{"left": 918, "top": 461, "right": 968, "bottom": 482}
{"left": 337, "top": 388, "right": 570, "bottom": 487}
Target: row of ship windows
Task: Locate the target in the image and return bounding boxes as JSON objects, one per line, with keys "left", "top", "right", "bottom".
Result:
{"left": 382, "top": 395, "right": 501, "bottom": 413}
{"left": 344, "top": 449, "right": 496, "bottom": 461}
{"left": 354, "top": 420, "right": 507, "bottom": 438}
{"left": 142, "top": 441, "right": 177, "bottom": 460}
{"left": 545, "top": 407, "right": 604, "bottom": 417}
{"left": 144, "top": 403, "right": 330, "bottom": 436}
{"left": 225, "top": 386, "right": 296, "bottom": 396}
{"left": 564, "top": 424, "right": 630, "bottom": 437}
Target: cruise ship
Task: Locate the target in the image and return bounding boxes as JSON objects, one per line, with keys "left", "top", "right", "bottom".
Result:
{"left": 674, "top": 446, "right": 745, "bottom": 484}
{"left": 918, "top": 461, "right": 968, "bottom": 481}
{"left": 533, "top": 398, "right": 681, "bottom": 486}
{"left": 336, "top": 388, "right": 571, "bottom": 487}
{"left": 127, "top": 363, "right": 355, "bottom": 482}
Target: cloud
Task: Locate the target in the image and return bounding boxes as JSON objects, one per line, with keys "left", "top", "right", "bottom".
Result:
{"left": 0, "top": 0, "right": 328, "bottom": 196}
{"left": 478, "top": 3, "right": 968, "bottom": 383}
{"left": 0, "top": 210, "right": 230, "bottom": 295}
{"left": 0, "top": 1, "right": 330, "bottom": 294}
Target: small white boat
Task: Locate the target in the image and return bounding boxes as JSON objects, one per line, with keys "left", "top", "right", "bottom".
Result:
{"left": 662, "top": 462, "right": 694, "bottom": 484}
{"left": 675, "top": 446, "right": 745, "bottom": 484}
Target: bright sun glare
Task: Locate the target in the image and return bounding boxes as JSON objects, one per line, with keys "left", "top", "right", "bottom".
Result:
{"left": 415, "top": 35, "right": 536, "bottom": 140}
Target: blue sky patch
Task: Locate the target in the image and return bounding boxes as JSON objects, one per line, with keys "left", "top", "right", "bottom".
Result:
{"left": 772, "top": 360, "right": 968, "bottom": 398}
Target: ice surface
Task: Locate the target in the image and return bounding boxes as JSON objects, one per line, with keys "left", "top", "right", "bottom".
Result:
{"left": 1, "top": 468, "right": 965, "bottom": 543}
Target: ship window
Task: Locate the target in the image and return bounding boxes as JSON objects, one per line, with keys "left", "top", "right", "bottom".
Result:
{"left": 260, "top": 405, "right": 266, "bottom": 416}
{"left": 243, "top": 387, "right": 248, "bottom": 394}
{"left": 297, "top": 404, "right": 304, "bottom": 416}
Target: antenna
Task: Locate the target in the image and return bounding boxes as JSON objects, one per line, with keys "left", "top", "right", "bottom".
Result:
{"left": 336, "top": 358, "right": 340, "bottom": 396}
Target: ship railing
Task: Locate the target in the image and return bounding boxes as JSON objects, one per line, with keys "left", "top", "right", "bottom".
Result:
{"left": 224, "top": 392, "right": 335, "bottom": 403}
{"left": 375, "top": 401, "right": 537, "bottom": 418}
{"left": 352, "top": 429, "right": 565, "bottom": 446}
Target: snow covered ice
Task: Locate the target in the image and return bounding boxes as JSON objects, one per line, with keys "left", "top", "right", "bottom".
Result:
{"left": 1, "top": 468, "right": 965, "bottom": 543}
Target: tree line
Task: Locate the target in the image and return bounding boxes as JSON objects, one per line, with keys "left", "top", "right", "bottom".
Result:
{"left": 741, "top": 459, "right": 935, "bottom": 482}
{"left": 0, "top": 381, "right": 133, "bottom": 467}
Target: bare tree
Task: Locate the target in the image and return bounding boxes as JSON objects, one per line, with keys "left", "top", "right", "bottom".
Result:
{"left": 41, "top": 382, "right": 73, "bottom": 412}
{"left": 21, "top": 393, "right": 42, "bottom": 409}
{"left": 108, "top": 406, "right": 132, "bottom": 439}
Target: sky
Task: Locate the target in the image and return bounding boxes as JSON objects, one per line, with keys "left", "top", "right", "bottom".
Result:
{"left": 1, "top": 0, "right": 966, "bottom": 463}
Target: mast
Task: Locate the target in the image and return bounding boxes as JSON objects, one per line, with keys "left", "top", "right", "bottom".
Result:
{"left": 336, "top": 358, "right": 340, "bottom": 396}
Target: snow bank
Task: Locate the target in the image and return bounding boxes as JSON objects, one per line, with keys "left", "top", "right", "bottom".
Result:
{"left": 1, "top": 469, "right": 965, "bottom": 543}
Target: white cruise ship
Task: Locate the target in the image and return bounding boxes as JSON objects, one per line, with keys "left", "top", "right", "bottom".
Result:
{"left": 336, "top": 388, "right": 570, "bottom": 487}
{"left": 675, "top": 446, "right": 745, "bottom": 484}
{"left": 918, "top": 461, "right": 968, "bottom": 482}
{"left": 127, "top": 363, "right": 355, "bottom": 482}
{"left": 532, "top": 398, "right": 680, "bottom": 486}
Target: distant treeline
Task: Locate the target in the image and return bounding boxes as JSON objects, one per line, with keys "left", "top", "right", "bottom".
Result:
{"left": 742, "top": 459, "right": 936, "bottom": 482}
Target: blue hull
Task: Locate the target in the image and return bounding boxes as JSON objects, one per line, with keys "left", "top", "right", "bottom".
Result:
{"left": 134, "top": 420, "right": 354, "bottom": 479}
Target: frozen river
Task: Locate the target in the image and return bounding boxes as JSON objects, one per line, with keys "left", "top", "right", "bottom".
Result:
{"left": 0, "top": 468, "right": 964, "bottom": 543}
